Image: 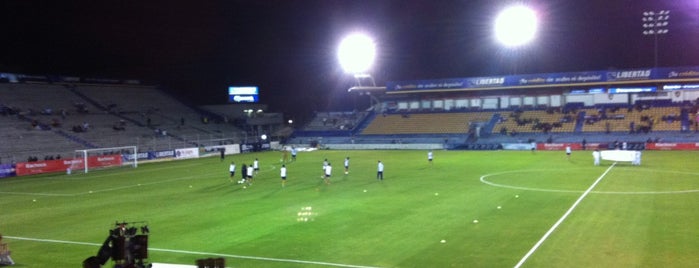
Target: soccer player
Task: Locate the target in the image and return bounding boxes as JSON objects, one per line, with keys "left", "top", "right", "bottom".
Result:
{"left": 632, "top": 151, "right": 642, "bottom": 166}
{"left": 229, "top": 161, "right": 236, "bottom": 180}
{"left": 322, "top": 158, "right": 329, "bottom": 177}
{"left": 324, "top": 163, "right": 332, "bottom": 184}
{"left": 566, "top": 146, "right": 572, "bottom": 160}
{"left": 240, "top": 163, "right": 247, "bottom": 183}
{"left": 281, "top": 149, "right": 289, "bottom": 164}
{"left": 377, "top": 160, "right": 384, "bottom": 180}
{"left": 592, "top": 149, "right": 601, "bottom": 166}
{"left": 291, "top": 147, "right": 297, "bottom": 161}
{"left": 427, "top": 150, "right": 433, "bottom": 165}
{"left": 253, "top": 158, "right": 259, "bottom": 174}
{"left": 344, "top": 157, "right": 350, "bottom": 174}
{"left": 280, "top": 164, "right": 287, "bottom": 187}
{"left": 247, "top": 164, "right": 254, "bottom": 184}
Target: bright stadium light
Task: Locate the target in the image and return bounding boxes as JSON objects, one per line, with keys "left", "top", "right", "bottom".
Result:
{"left": 337, "top": 33, "right": 376, "bottom": 74}
{"left": 494, "top": 5, "right": 538, "bottom": 47}
{"left": 642, "top": 10, "right": 670, "bottom": 67}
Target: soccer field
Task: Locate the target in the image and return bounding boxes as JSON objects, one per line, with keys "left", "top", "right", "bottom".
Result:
{"left": 2, "top": 150, "right": 699, "bottom": 267}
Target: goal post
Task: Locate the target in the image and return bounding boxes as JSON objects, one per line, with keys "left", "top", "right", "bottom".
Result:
{"left": 71, "top": 146, "right": 138, "bottom": 173}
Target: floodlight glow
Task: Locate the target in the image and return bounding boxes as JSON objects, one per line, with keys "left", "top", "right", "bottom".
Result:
{"left": 494, "top": 5, "right": 538, "bottom": 47}
{"left": 338, "top": 33, "right": 376, "bottom": 74}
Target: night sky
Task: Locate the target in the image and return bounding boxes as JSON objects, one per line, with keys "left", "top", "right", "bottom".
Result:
{"left": 2, "top": 0, "right": 698, "bottom": 123}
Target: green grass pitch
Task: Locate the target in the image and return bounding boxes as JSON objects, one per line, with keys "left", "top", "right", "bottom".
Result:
{"left": 2, "top": 150, "right": 699, "bottom": 267}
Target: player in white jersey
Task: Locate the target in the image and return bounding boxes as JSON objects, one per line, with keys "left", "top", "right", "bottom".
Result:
{"left": 280, "top": 164, "right": 287, "bottom": 187}
{"left": 229, "top": 161, "right": 236, "bottom": 181}
{"left": 324, "top": 163, "right": 332, "bottom": 184}
{"left": 344, "top": 157, "right": 350, "bottom": 174}
{"left": 592, "top": 149, "right": 600, "bottom": 166}
{"left": 253, "top": 158, "right": 260, "bottom": 174}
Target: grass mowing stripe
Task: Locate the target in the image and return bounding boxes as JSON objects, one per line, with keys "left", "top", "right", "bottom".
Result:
{"left": 4, "top": 236, "right": 382, "bottom": 268}
{"left": 514, "top": 162, "right": 617, "bottom": 268}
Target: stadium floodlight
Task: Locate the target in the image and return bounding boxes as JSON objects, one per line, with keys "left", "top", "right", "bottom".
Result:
{"left": 642, "top": 10, "right": 670, "bottom": 67}
{"left": 338, "top": 33, "right": 376, "bottom": 75}
{"left": 494, "top": 5, "right": 538, "bottom": 48}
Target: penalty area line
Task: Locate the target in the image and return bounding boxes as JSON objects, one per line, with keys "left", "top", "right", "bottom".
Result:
{"left": 513, "top": 162, "right": 617, "bottom": 268}
{"left": 4, "top": 235, "right": 382, "bottom": 268}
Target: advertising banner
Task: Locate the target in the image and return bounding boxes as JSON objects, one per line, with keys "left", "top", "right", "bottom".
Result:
{"left": 150, "top": 150, "right": 175, "bottom": 159}
{"left": 89, "top": 155, "right": 122, "bottom": 168}
{"left": 175, "top": 148, "right": 199, "bottom": 159}
{"left": 537, "top": 143, "right": 583, "bottom": 151}
{"left": 501, "top": 143, "right": 536, "bottom": 150}
{"left": 0, "top": 164, "right": 15, "bottom": 178}
{"left": 123, "top": 152, "right": 150, "bottom": 161}
{"left": 386, "top": 66, "right": 699, "bottom": 92}
{"left": 15, "top": 155, "right": 122, "bottom": 176}
{"left": 201, "top": 144, "right": 241, "bottom": 157}
{"left": 646, "top": 143, "right": 699, "bottom": 150}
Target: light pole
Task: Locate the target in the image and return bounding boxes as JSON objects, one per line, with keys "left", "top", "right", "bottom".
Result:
{"left": 642, "top": 10, "right": 670, "bottom": 68}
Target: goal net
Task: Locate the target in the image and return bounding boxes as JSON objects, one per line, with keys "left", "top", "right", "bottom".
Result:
{"left": 69, "top": 146, "right": 138, "bottom": 174}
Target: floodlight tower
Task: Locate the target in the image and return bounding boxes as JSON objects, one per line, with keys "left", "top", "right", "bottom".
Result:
{"left": 494, "top": 5, "right": 538, "bottom": 74}
{"left": 338, "top": 33, "right": 385, "bottom": 110}
{"left": 642, "top": 10, "right": 670, "bottom": 68}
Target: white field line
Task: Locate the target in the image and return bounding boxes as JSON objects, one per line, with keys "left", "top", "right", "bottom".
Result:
{"left": 479, "top": 169, "right": 699, "bottom": 195}
{"left": 0, "top": 171, "right": 219, "bottom": 197}
{"left": 0, "top": 163, "right": 278, "bottom": 197}
{"left": 5, "top": 235, "right": 382, "bottom": 268}
{"left": 513, "top": 162, "right": 617, "bottom": 268}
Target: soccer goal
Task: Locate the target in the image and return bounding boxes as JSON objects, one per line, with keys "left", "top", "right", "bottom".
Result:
{"left": 70, "top": 146, "right": 138, "bottom": 174}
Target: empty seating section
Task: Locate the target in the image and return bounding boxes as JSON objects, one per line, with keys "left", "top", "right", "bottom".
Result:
{"left": 492, "top": 110, "right": 575, "bottom": 134}
{"left": 362, "top": 112, "right": 493, "bottom": 135}
{"left": 74, "top": 85, "right": 242, "bottom": 137}
{"left": 581, "top": 106, "right": 682, "bottom": 133}
{"left": 1, "top": 83, "right": 245, "bottom": 161}
{"left": 358, "top": 105, "right": 684, "bottom": 138}
{"left": 304, "top": 112, "right": 366, "bottom": 131}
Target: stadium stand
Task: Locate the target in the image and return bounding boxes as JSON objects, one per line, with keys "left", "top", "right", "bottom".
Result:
{"left": 361, "top": 112, "right": 492, "bottom": 135}
{"left": 0, "top": 83, "right": 249, "bottom": 162}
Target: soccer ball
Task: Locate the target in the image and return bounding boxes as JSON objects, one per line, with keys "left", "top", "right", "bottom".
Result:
{"left": 243, "top": 186, "right": 247, "bottom": 189}
{"left": 473, "top": 219, "right": 479, "bottom": 224}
